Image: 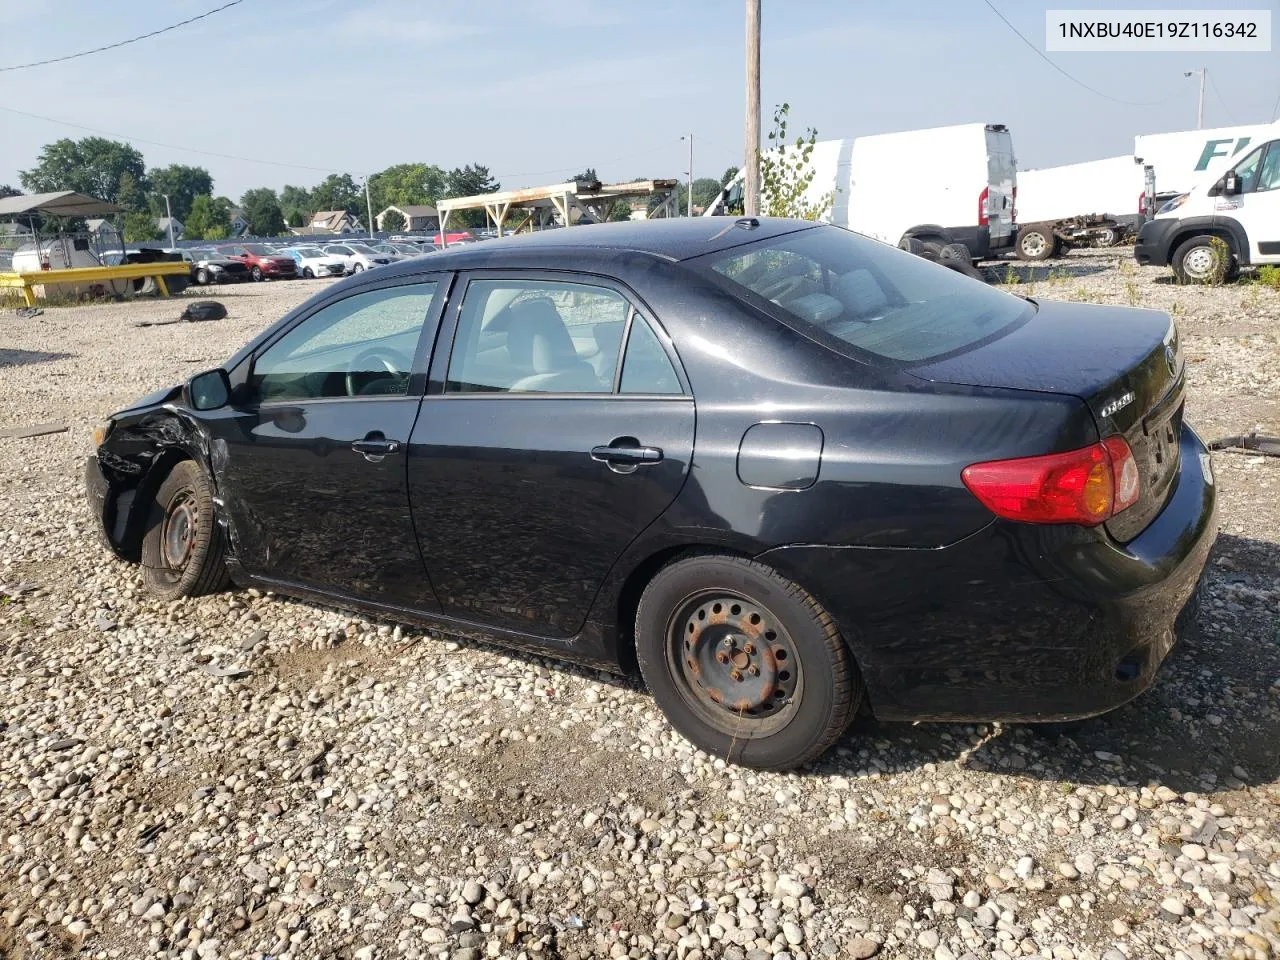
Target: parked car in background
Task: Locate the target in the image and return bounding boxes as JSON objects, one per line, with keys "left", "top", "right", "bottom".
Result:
{"left": 217, "top": 243, "right": 298, "bottom": 281}
{"left": 284, "top": 246, "right": 348, "bottom": 279}
{"left": 322, "top": 242, "right": 394, "bottom": 273}
{"left": 431, "top": 231, "right": 478, "bottom": 249}
{"left": 182, "top": 247, "right": 251, "bottom": 285}
{"left": 85, "top": 217, "right": 1215, "bottom": 771}
{"left": 373, "top": 242, "right": 422, "bottom": 259}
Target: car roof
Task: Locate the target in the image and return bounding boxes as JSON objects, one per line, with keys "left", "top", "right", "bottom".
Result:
{"left": 376, "top": 217, "right": 817, "bottom": 278}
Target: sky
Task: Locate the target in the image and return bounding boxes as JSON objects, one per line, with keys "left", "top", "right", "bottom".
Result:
{"left": 0, "top": 0, "right": 1277, "bottom": 202}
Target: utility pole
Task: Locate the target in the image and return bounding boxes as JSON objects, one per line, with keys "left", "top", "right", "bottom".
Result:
{"left": 163, "top": 194, "right": 175, "bottom": 248}
{"left": 744, "top": 0, "right": 761, "bottom": 216}
{"left": 364, "top": 175, "right": 375, "bottom": 238}
{"left": 682, "top": 134, "right": 694, "bottom": 216}
{"left": 1185, "top": 68, "right": 1206, "bottom": 129}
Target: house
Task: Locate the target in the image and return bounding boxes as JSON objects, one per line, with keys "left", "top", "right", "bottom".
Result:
{"left": 376, "top": 204, "right": 439, "bottom": 232}
{"left": 0, "top": 221, "right": 33, "bottom": 239}
{"left": 155, "top": 217, "right": 184, "bottom": 242}
{"left": 291, "top": 210, "right": 362, "bottom": 236}
{"left": 228, "top": 207, "right": 251, "bottom": 237}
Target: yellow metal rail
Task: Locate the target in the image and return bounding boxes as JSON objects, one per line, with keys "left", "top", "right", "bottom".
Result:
{"left": 0, "top": 262, "right": 191, "bottom": 307}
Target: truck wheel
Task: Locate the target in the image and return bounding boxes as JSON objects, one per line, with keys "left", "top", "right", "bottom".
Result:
{"left": 1015, "top": 225, "right": 1055, "bottom": 261}
{"left": 1171, "top": 235, "right": 1232, "bottom": 284}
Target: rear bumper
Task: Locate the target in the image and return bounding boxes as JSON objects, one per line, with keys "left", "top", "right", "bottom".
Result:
{"left": 1135, "top": 217, "right": 1180, "bottom": 266}
{"left": 758, "top": 423, "right": 1218, "bottom": 723}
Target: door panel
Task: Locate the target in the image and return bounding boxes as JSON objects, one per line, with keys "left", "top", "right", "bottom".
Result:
{"left": 1237, "top": 140, "right": 1280, "bottom": 262}
{"left": 407, "top": 397, "right": 694, "bottom": 636}
{"left": 210, "top": 399, "right": 434, "bottom": 605}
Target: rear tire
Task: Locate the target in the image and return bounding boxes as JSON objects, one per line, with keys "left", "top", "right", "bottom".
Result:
{"left": 303, "top": 267, "right": 314, "bottom": 279}
{"left": 1016, "top": 224, "right": 1055, "bottom": 261}
{"left": 635, "top": 554, "right": 861, "bottom": 770}
{"left": 251, "top": 266, "right": 263, "bottom": 282}
{"left": 1171, "top": 234, "right": 1232, "bottom": 284}
{"left": 140, "top": 460, "right": 230, "bottom": 600}
{"left": 196, "top": 268, "right": 210, "bottom": 285}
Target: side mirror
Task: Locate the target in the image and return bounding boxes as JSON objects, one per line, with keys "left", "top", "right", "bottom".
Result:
{"left": 1223, "top": 172, "right": 1241, "bottom": 196}
{"left": 185, "top": 368, "right": 231, "bottom": 411}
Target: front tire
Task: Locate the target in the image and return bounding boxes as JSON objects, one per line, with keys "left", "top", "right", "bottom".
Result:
{"left": 635, "top": 554, "right": 861, "bottom": 770}
{"left": 251, "top": 266, "right": 263, "bottom": 282}
{"left": 196, "top": 268, "right": 210, "bottom": 285}
{"left": 1016, "top": 224, "right": 1055, "bottom": 261}
{"left": 1172, "top": 234, "right": 1232, "bottom": 284}
{"left": 303, "top": 267, "right": 314, "bottom": 279}
{"left": 352, "top": 262, "right": 365, "bottom": 273}
{"left": 140, "top": 460, "right": 230, "bottom": 600}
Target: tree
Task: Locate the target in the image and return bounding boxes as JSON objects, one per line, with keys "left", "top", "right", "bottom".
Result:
{"left": 573, "top": 167, "right": 600, "bottom": 185}
{"left": 758, "top": 103, "right": 833, "bottom": 221}
{"left": 20, "top": 137, "right": 147, "bottom": 203}
{"left": 444, "top": 164, "right": 499, "bottom": 227}
{"left": 115, "top": 171, "right": 148, "bottom": 213}
{"left": 368, "top": 163, "right": 447, "bottom": 214}
{"left": 147, "top": 164, "right": 213, "bottom": 221}
{"left": 123, "top": 211, "right": 161, "bottom": 242}
{"left": 381, "top": 208, "right": 406, "bottom": 232}
{"left": 279, "top": 184, "right": 312, "bottom": 227}
{"left": 239, "top": 188, "right": 286, "bottom": 237}
{"left": 185, "top": 194, "right": 231, "bottom": 241}
{"left": 308, "top": 173, "right": 360, "bottom": 216}
{"left": 0, "top": 184, "right": 21, "bottom": 199}
{"left": 721, "top": 166, "right": 740, "bottom": 188}
{"left": 677, "top": 177, "right": 724, "bottom": 216}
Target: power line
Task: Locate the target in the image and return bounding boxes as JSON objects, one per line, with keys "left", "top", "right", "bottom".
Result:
{"left": 491, "top": 141, "right": 686, "bottom": 182}
{"left": 981, "top": 0, "right": 1169, "bottom": 107}
{"left": 0, "top": 0, "right": 246, "bottom": 73}
{"left": 1206, "top": 72, "right": 1240, "bottom": 125}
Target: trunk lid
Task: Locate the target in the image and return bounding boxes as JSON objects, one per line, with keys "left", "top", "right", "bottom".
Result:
{"left": 911, "top": 299, "right": 1184, "bottom": 541}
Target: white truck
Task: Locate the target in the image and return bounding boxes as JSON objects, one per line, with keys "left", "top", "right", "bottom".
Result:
{"left": 1135, "top": 123, "right": 1280, "bottom": 283}
{"left": 1135, "top": 122, "right": 1276, "bottom": 201}
{"left": 1011, "top": 155, "right": 1148, "bottom": 261}
{"left": 704, "top": 122, "right": 1017, "bottom": 262}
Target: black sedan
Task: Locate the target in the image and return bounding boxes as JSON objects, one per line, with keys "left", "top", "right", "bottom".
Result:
{"left": 182, "top": 247, "right": 250, "bottom": 285}
{"left": 85, "top": 218, "right": 1217, "bottom": 770}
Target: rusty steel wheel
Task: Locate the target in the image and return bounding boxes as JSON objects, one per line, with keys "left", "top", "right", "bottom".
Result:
{"left": 636, "top": 554, "right": 861, "bottom": 770}
{"left": 141, "top": 460, "right": 230, "bottom": 600}
{"left": 667, "top": 592, "right": 803, "bottom": 737}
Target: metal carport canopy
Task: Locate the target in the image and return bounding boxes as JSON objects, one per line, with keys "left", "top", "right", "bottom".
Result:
{"left": 0, "top": 191, "right": 125, "bottom": 218}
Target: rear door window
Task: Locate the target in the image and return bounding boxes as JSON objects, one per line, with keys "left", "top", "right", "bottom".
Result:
{"left": 690, "top": 225, "right": 1032, "bottom": 364}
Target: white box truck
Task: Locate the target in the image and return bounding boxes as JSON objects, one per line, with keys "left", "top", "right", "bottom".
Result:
{"left": 1011, "top": 155, "right": 1148, "bottom": 261}
{"left": 705, "top": 122, "right": 1017, "bottom": 262}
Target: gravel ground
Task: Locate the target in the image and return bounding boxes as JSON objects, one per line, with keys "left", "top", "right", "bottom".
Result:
{"left": 2, "top": 254, "right": 1279, "bottom": 960}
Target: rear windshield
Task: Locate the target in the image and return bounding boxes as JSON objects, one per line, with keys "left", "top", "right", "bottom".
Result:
{"left": 691, "top": 225, "right": 1032, "bottom": 363}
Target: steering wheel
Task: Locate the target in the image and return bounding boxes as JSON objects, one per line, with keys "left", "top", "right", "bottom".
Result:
{"left": 756, "top": 274, "right": 807, "bottom": 302}
{"left": 345, "top": 346, "right": 414, "bottom": 396}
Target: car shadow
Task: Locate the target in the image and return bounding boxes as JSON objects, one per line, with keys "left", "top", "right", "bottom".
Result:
{"left": 812, "top": 533, "right": 1279, "bottom": 795}
{"left": 982, "top": 261, "right": 1112, "bottom": 284}
{"left": 0, "top": 348, "right": 73, "bottom": 368}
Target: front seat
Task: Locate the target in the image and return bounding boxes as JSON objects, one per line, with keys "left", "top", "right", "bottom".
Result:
{"left": 505, "top": 298, "right": 599, "bottom": 392}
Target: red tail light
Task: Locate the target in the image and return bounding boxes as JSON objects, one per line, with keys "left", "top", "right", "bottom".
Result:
{"left": 961, "top": 437, "right": 1140, "bottom": 526}
{"left": 978, "top": 186, "right": 990, "bottom": 226}
{"left": 1138, "top": 191, "right": 1146, "bottom": 215}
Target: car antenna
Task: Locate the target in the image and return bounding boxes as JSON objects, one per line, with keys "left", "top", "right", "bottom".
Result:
{"left": 707, "top": 217, "right": 760, "bottom": 242}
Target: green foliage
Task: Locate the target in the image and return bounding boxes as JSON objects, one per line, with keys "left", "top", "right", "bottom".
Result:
{"left": 239, "top": 188, "right": 286, "bottom": 237}
{"left": 367, "top": 163, "right": 448, "bottom": 216}
{"left": 574, "top": 168, "right": 600, "bottom": 185}
{"left": 677, "top": 177, "right": 724, "bottom": 215}
{"left": 279, "top": 184, "right": 313, "bottom": 227}
{"left": 721, "top": 166, "right": 740, "bottom": 188}
{"left": 122, "top": 211, "right": 161, "bottom": 242}
{"left": 185, "top": 194, "right": 231, "bottom": 241}
{"left": 759, "top": 104, "right": 834, "bottom": 221}
{"left": 114, "top": 171, "right": 148, "bottom": 213}
{"left": 1258, "top": 265, "right": 1280, "bottom": 290}
{"left": 380, "top": 208, "right": 407, "bottom": 232}
{"left": 309, "top": 173, "right": 361, "bottom": 216}
{"left": 146, "top": 164, "right": 213, "bottom": 221}
{"left": 609, "top": 201, "right": 632, "bottom": 222}
{"left": 20, "top": 137, "right": 147, "bottom": 204}
{"left": 0, "top": 184, "right": 19, "bottom": 199}
{"left": 444, "top": 164, "right": 500, "bottom": 227}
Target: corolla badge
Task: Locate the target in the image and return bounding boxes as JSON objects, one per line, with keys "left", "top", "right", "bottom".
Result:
{"left": 1100, "top": 391, "right": 1134, "bottom": 419}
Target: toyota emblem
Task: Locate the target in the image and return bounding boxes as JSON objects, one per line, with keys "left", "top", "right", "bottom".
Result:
{"left": 1165, "top": 344, "right": 1177, "bottom": 375}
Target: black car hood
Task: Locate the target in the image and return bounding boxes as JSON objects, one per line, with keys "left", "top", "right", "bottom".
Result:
{"left": 115, "top": 383, "right": 181, "bottom": 415}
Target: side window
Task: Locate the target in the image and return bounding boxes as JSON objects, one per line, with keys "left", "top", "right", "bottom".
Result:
{"left": 620, "top": 314, "right": 682, "bottom": 394}
{"left": 1232, "top": 145, "right": 1266, "bottom": 193}
{"left": 446, "top": 278, "right": 628, "bottom": 394}
{"left": 250, "top": 283, "right": 437, "bottom": 402}
{"left": 1255, "top": 142, "right": 1280, "bottom": 193}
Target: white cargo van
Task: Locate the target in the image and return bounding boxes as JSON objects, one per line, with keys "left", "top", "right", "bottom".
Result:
{"left": 1135, "top": 129, "right": 1280, "bottom": 283}
{"left": 1135, "top": 122, "right": 1275, "bottom": 201}
{"left": 1012, "top": 155, "right": 1147, "bottom": 260}
{"left": 705, "top": 122, "right": 1017, "bottom": 261}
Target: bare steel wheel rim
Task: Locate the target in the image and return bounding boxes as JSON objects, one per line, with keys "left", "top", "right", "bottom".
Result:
{"left": 665, "top": 591, "right": 803, "bottom": 738}
{"left": 1184, "top": 246, "right": 1215, "bottom": 279}
{"left": 161, "top": 492, "right": 199, "bottom": 570}
{"left": 1020, "top": 231, "right": 1047, "bottom": 256}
